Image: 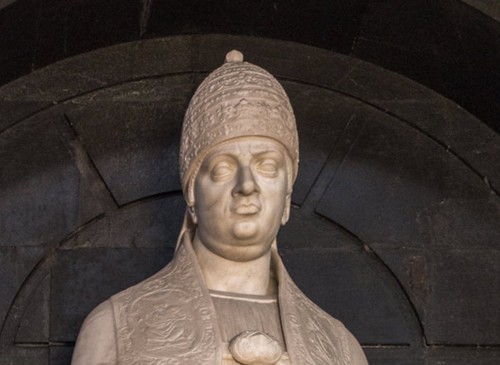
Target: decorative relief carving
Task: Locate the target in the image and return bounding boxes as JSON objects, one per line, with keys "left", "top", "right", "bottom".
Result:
{"left": 111, "top": 236, "right": 356, "bottom": 365}
{"left": 281, "top": 266, "right": 351, "bottom": 365}
{"left": 111, "top": 243, "right": 218, "bottom": 365}
{"left": 179, "top": 57, "right": 299, "bottom": 193}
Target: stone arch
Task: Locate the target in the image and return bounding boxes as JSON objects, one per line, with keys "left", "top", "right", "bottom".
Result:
{"left": 0, "top": 35, "right": 499, "bottom": 364}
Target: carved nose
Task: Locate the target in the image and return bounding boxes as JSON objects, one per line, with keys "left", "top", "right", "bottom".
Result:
{"left": 233, "top": 166, "right": 260, "bottom": 196}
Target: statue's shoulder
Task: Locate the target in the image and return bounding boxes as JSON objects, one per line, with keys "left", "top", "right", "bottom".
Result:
{"left": 72, "top": 300, "right": 117, "bottom": 364}
{"left": 110, "top": 261, "right": 175, "bottom": 307}
{"left": 103, "top": 246, "right": 220, "bottom": 365}
{"left": 108, "top": 244, "right": 209, "bottom": 335}
{"left": 110, "top": 245, "right": 200, "bottom": 308}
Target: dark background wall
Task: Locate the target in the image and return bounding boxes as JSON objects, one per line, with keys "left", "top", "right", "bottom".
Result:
{"left": 0, "top": 1, "right": 499, "bottom": 365}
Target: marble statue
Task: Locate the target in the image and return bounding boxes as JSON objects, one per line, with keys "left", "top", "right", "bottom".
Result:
{"left": 72, "top": 50, "right": 368, "bottom": 365}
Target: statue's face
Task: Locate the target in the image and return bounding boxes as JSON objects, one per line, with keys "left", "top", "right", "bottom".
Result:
{"left": 192, "top": 137, "right": 291, "bottom": 262}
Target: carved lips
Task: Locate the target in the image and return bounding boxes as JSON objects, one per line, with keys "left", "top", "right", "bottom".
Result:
{"left": 234, "top": 203, "right": 261, "bottom": 215}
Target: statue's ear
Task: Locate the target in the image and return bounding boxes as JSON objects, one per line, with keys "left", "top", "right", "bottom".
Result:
{"left": 281, "top": 193, "right": 291, "bottom": 225}
{"left": 188, "top": 205, "right": 198, "bottom": 225}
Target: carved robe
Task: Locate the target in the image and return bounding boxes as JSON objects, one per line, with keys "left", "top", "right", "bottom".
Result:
{"left": 109, "top": 234, "right": 367, "bottom": 365}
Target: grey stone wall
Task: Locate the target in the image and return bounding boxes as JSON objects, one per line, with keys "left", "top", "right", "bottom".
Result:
{"left": 0, "top": 36, "right": 499, "bottom": 364}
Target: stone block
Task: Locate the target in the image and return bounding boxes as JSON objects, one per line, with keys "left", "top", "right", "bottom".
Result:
{"left": 64, "top": 75, "right": 194, "bottom": 204}
{"left": 0, "top": 36, "right": 194, "bottom": 118}
{"left": 187, "top": 34, "right": 359, "bottom": 88}
{"left": 426, "top": 346, "right": 500, "bottom": 364}
{"left": 378, "top": 248, "right": 500, "bottom": 345}
{"left": 282, "top": 81, "right": 375, "bottom": 205}
{"left": 0, "top": 111, "right": 110, "bottom": 247}
{"left": 335, "top": 57, "right": 500, "bottom": 194}
{"left": 0, "top": 247, "right": 44, "bottom": 334}
{"left": 278, "top": 208, "right": 363, "bottom": 251}
{"left": 316, "top": 112, "right": 500, "bottom": 249}
{"left": 49, "top": 346, "right": 74, "bottom": 365}
{"left": 0, "top": 348, "right": 48, "bottom": 365}
{"left": 61, "top": 194, "right": 185, "bottom": 249}
{"left": 0, "top": 100, "right": 48, "bottom": 132}
{"left": 15, "top": 273, "right": 50, "bottom": 343}
{"left": 354, "top": 0, "right": 500, "bottom": 133}
{"left": 425, "top": 249, "right": 500, "bottom": 345}
{"left": 280, "top": 248, "right": 420, "bottom": 345}
{"left": 363, "top": 347, "right": 422, "bottom": 365}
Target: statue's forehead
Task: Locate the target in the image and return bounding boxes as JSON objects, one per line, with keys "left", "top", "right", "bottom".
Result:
{"left": 202, "top": 137, "right": 287, "bottom": 161}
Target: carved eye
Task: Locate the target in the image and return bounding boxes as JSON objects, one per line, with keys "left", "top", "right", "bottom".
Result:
{"left": 211, "top": 161, "right": 234, "bottom": 181}
{"left": 257, "top": 159, "right": 278, "bottom": 177}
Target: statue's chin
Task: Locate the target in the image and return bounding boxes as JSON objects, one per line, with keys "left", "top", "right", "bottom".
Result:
{"left": 232, "top": 221, "right": 258, "bottom": 239}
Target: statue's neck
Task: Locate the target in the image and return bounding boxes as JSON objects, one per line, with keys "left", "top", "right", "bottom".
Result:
{"left": 192, "top": 235, "right": 274, "bottom": 296}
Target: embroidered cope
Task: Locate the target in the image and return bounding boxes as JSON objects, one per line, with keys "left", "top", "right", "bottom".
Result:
{"left": 108, "top": 234, "right": 365, "bottom": 365}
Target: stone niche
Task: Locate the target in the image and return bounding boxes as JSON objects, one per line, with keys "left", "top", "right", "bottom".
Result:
{"left": 0, "top": 35, "right": 499, "bottom": 365}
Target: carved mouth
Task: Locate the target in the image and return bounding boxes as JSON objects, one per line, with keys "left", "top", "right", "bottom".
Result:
{"left": 234, "top": 204, "right": 261, "bottom": 215}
